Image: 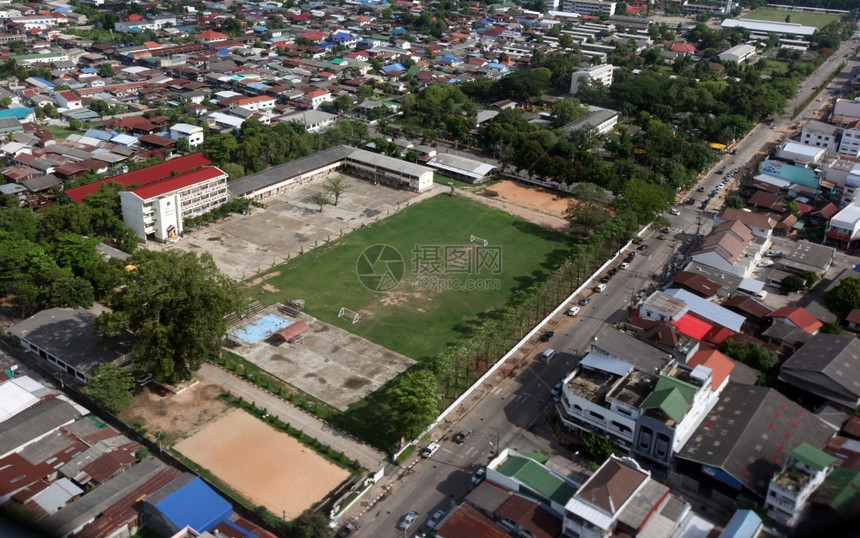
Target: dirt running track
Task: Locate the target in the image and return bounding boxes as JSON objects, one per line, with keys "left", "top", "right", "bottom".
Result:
{"left": 196, "top": 363, "right": 386, "bottom": 472}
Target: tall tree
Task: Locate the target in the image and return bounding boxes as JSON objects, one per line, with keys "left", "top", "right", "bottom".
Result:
{"left": 387, "top": 369, "right": 441, "bottom": 439}
{"left": 324, "top": 176, "right": 351, "bottom": 206}
{"left": 826, "top": 277, "right": 860, "bottom": 319}
{"left": 94, "top": 250, "right": 241, "bottom": 382}
{"left": 87, "top": 362, "right": 135, "bottom": 413}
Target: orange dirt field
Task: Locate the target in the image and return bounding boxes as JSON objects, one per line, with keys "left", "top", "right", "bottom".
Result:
{"left": 174, "top": 409, "right": 350, "bottom": 519}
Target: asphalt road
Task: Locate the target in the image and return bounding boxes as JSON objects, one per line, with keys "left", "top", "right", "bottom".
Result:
{"left": 345, "top": 40, "right": 860, "bottom": 537}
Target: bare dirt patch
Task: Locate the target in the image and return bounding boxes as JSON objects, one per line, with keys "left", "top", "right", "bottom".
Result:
{"left": 248, "top": 271, "right": 281, "bottom": 287}
{"left": 119, "top": 381, "right": 228, "bottom": 444}
{"left": 175, "top": 408, "right": 349, "bottom": 519}
{"left": 489, "top": 180, "right": 572, "bottom": 218}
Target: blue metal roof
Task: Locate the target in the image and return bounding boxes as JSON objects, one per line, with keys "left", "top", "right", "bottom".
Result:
{"left": 0, "top": 107, "right": 33, "bottom": 120}
{"left": 720, "top": 509, "right": 761, "bottom": 538}
{"left": 155, "top": 477, "right": 232, "bottom": 532}
{"left": 84, "top": 129, "right": 113, "bottom": 140}
{"left": 30, "top": 77, "right": 55, "bottom": 87}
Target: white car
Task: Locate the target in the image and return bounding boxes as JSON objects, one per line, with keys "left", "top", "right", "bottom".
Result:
{"left": 427, "top": 510, "right": 445, "bottom": 529}
{"left": 595, "top": 283, "right": 607, "bottom": 293}
{"left": 567, "top": 306, "right": 581, "bottom": 316}
{"left": 420, "top": 443, "right": 440, "bottom": 459}
{"left": 471, "top": 468, "right": 486, "bottom": 485}
{"left": 620, "top": 262, "right": 630, "bottom": 270}
{"left": 670, "top": 208, "right": 680, "bottom": 215}
{"left": 766, "top": 250, "right": 783, "bottom": 257}
{"left": 759, "top": 259, "right": 774, "bottom": 267}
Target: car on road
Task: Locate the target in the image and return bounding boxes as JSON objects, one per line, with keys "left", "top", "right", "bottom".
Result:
{"left": 567, "top": 306, "right": 581, "bottom": 316}
{"left": 816, "top": 97, "right": 822, "bottom": 102}
{"left": 620, "top": 262, "right": 630, "bottom": 270}
{"left": 637, "top": 244, "right": 649, "bottom": 251}
{"left": 697, "top": 186, "right": 706, "bottom": 192}
{"left": 471, "top": 468, "right": 487, "bottom": 485}
{"left": 398, "top": 511, "right": 419, "bottom": 530}
{"left": 551, "top": 382, "right": 562, "bottom": 398}
{"left": 336, "top": 521, "right": 358, "bottom": 538}
{"left": 766, "top": 250, "right": 783, "bottom": 257}
{"left": 661, "top": 227, "right": 671, "bottom": 233}
{"left": 687, "top": 198, "right": 695, "bottom": 205}
{"left": 427, "top": 510, "right": 446, "bottom": 529}
{"left": 539, "top": 330, "right": 555, "bottom": 342}
{"left": 579, "top": 297, "right": 591, "bottom": 306}
{"left": 453, "top": 430, "right": 472, "bottom": 444}
{"left": 658, "top": 234, "right": 667, "bottom": 240}
{"left": 600, "top": 275, "right": 610, "bottom": 283}
{"left": 595, "top": 283, "right": 607, "bottom": 293}
{"left": 670, "top": 208, "right": 681, "bottom": 215}
{"left": 608, "top": 267, "right": 619, "bottom": 276}
{"left": 758, "top": 259, "right": 774, "bottom": 267}
{"left": 623, "top": 255, "right": 634, "bottom": 263}
{"left": 420, "top": 443, "right": 440, "bottom": 459}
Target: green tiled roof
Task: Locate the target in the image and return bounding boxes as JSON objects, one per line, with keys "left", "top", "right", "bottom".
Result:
{"left": 641, "top": 376, "right": 697, "bottom": 422}
{"left": 791, "top": 442, "right": 836, "bottom": 471}
{"left": 496, "top": 456, "right": 576, "bottom": 505}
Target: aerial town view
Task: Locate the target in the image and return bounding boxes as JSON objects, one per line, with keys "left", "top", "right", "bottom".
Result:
{"left": 1, "top": 0, "right": 860, "bottom": 536}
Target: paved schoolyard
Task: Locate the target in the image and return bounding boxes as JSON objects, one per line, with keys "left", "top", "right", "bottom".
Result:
{"left": 154, "top": 175, "right": 440, "bottom": 281}
{"left": 228, "top": 305, "right": 415, "bottom": 411}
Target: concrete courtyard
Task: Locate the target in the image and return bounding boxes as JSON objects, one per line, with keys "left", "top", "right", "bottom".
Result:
{"left": 227, "top": 305, "right": 414, "bottom": 410}
{"left": 154, "top": 174, "right": 440, "bottom": 280}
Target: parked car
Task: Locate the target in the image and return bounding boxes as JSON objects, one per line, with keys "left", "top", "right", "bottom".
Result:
{"left": 398, "top": 511, "right": 419, "bottom": 530}
{"left": 427, "top": 510, "right": 446, "bottom": 529}
{"left": 637, "top": 244, "right": 649, "bottom": 251}
{"left": 620, "top": 262, "right": 630, "bottom": 270}
{"left": 579, "top": 297, "right": 591, "bottom": 306}
{"left": 420, "top": 443, "right": 440, "bottom": 459}
{"left": 766, "top": 250, "right": 783, "bottom": 257}
{"left": 471, "top": 468, "right": 486, "bottom": 485}
{"left": 453, "top": 430, "right": 472, "bottom": 444}
{"left": 336, "top": 521, "right": 359, "bottom": 538}
{"left": 539, "top": 330, "right": 555, "bottom": 342}
{"left": 595, "top": 283, "right": 607, "bottom": 292}
{"left": 539, "top": 348, "right": 556, "bottom": 363}
{"left": 670, "top": 208, "right": 680, "bottom": 215}
{"left": 600, "top": 276, "right": 610, "bottom": 283}
{"left": 551, "top": 382, "right": 562, "bottom": 398}
{"left": 759, "top": 259, "right": 774, "bottom": 267}
{"left": 697, "top": 186, "right": 706, "bottom": 192}
{"left": 567, "top": 306, "right": 581, "bottom": 316}
{"left": 623, "top": 255, "right": 634, "bottom": 263}
{"left": 658, "top": 234, "right": 668, "bottom": 240}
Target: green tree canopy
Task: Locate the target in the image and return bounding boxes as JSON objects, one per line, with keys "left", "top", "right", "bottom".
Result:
{"left": 387, "top": 369, "right": 441, "bottom": 439}
{"left": 719, "top": 338, "right": 778, "bottom": 372}
{"left": 87, "top": 362, "right": 134, "bottom": 413}
{"left": 826, "top": 276, "right": 860, "bottom": 319}
{"left": 781, "top": 274, "right": 805, "bottom": 293}
{"left": 94, "top": 250, "right": 242, "bottom": 382}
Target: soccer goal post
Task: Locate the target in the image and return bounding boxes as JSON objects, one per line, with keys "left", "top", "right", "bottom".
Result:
{"left": 338, "top": 307, "right": 360, "bottom": 324}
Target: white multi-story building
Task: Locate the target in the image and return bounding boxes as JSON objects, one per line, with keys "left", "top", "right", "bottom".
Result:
{"left": 838, "top": 120, "right": 860, "bottom": 158}
{"left": 765, "top": 443, "right": 836, "bottom": 529}
{"left": 169, "top": 123, "right": 204, "bottom": 147}
{"left": 570, "top": 63, "right": 615, "bottom": 95}
{"left": 800, "top": 120, "right": 841, "bottom": 152}
{"left": 839, "top": 164, "right": 860, "bottom": 207}
{"left": 8, "top": 15, "right": 56, "bottom": 30}
{"left": 119, "top": 166, "right": 228, "bottom": 242}
{"left": 560, "top": 0, "right": 616, "bottom": 16}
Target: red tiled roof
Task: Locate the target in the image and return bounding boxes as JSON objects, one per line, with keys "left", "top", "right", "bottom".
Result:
{"left": 673, "top": 313, "right": 714, "bottom": 341}
{"left": 671, "top": 271, "right": 721, "bottom": 297}
{"left": 65, "top": 153, "right": 210, "bottom": 202}
{"left": 130, "top": 166, "right": 226, "bottom": 201}
{"left": 703, "top": 325, "right": 735, "bottom": 345}
{"left": 670, "top": 42, "right": 696, "bottom": 53}
{"left": 846, "top": 309, "right": 860, "bottom": 325}
{"left": 494, "top": 495, "right": 561, "bottom": 538}
{"left": 436, "top": 503, "right": 509, "bottom": 538}
{"left": 768, "top": 306, "right": 823, "bottom": 334}
{"left": 687, "top": 348, "right": 735, "bottom": 391}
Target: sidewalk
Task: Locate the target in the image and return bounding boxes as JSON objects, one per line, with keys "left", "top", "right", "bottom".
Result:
{"left": 197, "top": 363, "right": 387, "bottom": 471}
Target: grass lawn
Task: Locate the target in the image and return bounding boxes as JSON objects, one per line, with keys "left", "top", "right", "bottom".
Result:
{"left": 742, "top": 8, "right": 840, "bottom": 29}
{"left": 44, "top": 124, "right": 79, "bottom": 140}
{"left": 247, "top": 195, "right": 575, "bottom": 362}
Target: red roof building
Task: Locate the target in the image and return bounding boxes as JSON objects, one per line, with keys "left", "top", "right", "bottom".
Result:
{"left": 435, "top": 503, "right": 509, "bottom": 538}
{"left": 64, "top": 153, "right": 211, "bottom": 202}
{"left": 768, "top": 306, "right": 823, "bottom": 334}
{"left": 686, "top": 348, "right": 735, "bottom": 391}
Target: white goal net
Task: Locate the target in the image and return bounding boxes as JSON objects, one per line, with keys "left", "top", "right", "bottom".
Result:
{"left": 338, "top": 307, "right": 360, "bottom": 324}
{"left": 469, "top": 235, "right": 488, "bottom": 246}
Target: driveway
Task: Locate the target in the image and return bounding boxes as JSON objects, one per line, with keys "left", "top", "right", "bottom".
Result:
{"left": 197, "top": 362, "right": 387, "bottom": 472}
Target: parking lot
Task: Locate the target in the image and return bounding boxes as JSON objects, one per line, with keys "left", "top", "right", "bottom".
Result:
{"left": 153, "top": 176, "right": 439, "bottom": 281}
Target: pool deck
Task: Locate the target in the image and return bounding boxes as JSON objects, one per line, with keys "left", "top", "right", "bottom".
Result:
{"left": 226, "top": 304, "right": 414, "bottom": 410}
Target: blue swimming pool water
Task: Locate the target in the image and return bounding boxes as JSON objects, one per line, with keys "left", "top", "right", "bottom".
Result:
{"left": 232, "top": 313, "right": 292, "bottom": 344}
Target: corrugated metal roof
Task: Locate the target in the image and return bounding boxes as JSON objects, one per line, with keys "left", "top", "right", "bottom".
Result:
{"left": 580, "top": 352, "right": 632, "bottom": 377}
{"left": 30, "top": 477, "right": 83, "bottom": 514}
{"left": 0, "top": 380, "right": 39, "bottom": 424}
{"left": 663, "top": 289, "right": 745, "bottom": 332}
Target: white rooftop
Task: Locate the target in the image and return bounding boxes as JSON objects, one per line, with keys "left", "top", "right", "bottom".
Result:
{"left": 782, "top": 141, "right": 824, "bottom": 159}
{"left": 721, "top": 18, "right": 816, "bottom": 37}
{"left": 662, "top": 288, "right": 745, "bottom": 332}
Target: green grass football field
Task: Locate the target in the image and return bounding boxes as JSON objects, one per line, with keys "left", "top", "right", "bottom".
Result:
{"left": 247, "top": 195, "right": 575, "bottom": 361}
{"left": 742, "top": 8, "right": 841, "bottom": 29}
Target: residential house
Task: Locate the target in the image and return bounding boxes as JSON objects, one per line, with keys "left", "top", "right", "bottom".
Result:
{"left": 800, "top": 120, "right": 840, "bottom": 152}
{"left": 767, "top": 306, "right": 823, "bottom": 335}
{"left": 484, "top": 448, "right": 580, "bottom": 518}
{"left": 838, "top": 120, "right": 860, "bottom": 158}
{"left": 765, "top": 443, "right": 837, "bottom": 530}
{"left": 169, "top": 123, "right": 204, "bottom": 147}
{"left": 54, "top": 90, "right": 82, "bottom": 110}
